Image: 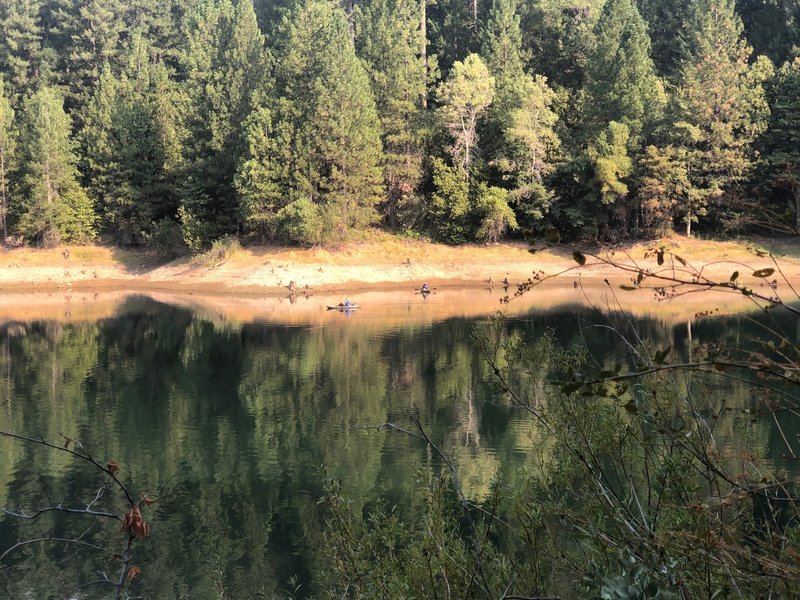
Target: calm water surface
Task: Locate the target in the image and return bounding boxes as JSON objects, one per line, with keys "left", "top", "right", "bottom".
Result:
{"left": 0, "top": 290, "right": 795, "bottom": 598}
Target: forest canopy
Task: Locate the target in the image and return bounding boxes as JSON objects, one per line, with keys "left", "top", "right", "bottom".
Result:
{"left": 0, "top": 0, "right": 798, "bottom": 249}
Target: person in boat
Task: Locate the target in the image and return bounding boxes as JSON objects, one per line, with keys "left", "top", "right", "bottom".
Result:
{"left": 343, "top": 298, "right": 352, "bottom": 307}
{"left": 420, "top": 283, "right": 431, "bottom": 294}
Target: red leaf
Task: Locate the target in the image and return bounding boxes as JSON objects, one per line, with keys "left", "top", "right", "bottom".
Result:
{"left": 121, "top": 505, "right": 150, "bottom": 538}
{"left": 106, "top": 461, "right": 120, "bottom": 475}
{"left": 127, "top": 565, "right": 141, "bottom": 581}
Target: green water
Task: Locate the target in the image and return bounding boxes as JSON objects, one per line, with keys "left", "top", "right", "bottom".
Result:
{"left": 0, "top": 294, "right": 794, "bottom": 598}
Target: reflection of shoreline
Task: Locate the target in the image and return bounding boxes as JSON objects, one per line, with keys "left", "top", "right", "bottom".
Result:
{"left": 0, "top": 282, "right": 769, "bottom": 328}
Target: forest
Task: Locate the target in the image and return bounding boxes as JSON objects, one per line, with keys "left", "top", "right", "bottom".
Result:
{"left": 0, "top": 0, "right": 798, "bottom": 251}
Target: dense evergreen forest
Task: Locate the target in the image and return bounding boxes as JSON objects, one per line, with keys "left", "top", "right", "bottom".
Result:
{"left": 0, "top": 0, "right": 798, "bottom": 250}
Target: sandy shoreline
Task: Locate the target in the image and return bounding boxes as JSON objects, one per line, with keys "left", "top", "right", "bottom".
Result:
{"left": 1, "top": 235, "right": 798, "bottom": 297}
{"left": 0, "top": 235, "right": 797, "bottom": 326}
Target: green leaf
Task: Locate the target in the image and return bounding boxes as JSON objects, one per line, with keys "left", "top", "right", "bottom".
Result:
{"left": 624, "top": 400, "right": 638, "bottom": 414}
{"left": 572, "top": 250, "right": 586, "bottom": 266}
{"left": 730, "top": 271, "right": 739, "bottom": 283}
{"left": 753, "top": 268, "right": 775, "bottom": 278}
{"left": 560, "top": 381, "right": 582, "bottom": 394}
{"left": 674, "top": 255, "right": 686, "bottom": 266}
{"left": 619, "top": 285, "right": 637, "bottom": 291}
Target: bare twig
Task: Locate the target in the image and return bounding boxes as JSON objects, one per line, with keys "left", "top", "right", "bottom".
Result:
{"left": 60, "top": 577, "right": 115, "bottom": 600}
{"left": 0, "top": 431, "right": 135, "bottom": 506}
{"left": 0, "top": 537, "right": 108, "bottom": 563}
{"left": 1, "top": 505, "right": 121, "bottom": 522}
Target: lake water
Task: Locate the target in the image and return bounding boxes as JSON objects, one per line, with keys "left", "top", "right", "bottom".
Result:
{"left": 0, "top": 286, "right": 795, "bottom": 598}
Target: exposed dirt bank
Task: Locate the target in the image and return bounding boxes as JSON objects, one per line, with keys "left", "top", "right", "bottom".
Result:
{"left": 0, "top": 234, "right": 798, "bottom": 297}
{"left": 0, "top": 234, "right": 797, "bottom": 326}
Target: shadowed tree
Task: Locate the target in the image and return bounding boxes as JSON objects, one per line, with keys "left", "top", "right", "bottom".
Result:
{"left": 179, "top": 0, "right": 268, "bottom": 249}
{"left": 0, "top": 0, "right": 46, "bottom": 101}
{"left": 759, "top": 57, "right": 800, "bottom": 231}
{"left": 355, "top": 0, "right": 427, "bottom": 228}
{"left": 81, "top": 37, "right": 183, "bottom": 245}
{"left": 0, "top": 76, "right": 14, "bottom": 240}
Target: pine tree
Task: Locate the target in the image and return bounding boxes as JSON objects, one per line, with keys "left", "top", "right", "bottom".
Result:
{"left": 124, "top": 0, "right": 192, "bottom": 65}
{"left": 480, "top": 0, "right": 558, "bottom": 225}
{"left": 356, "top": 0, "right": 427, "bottom": 227}
{"left": 635, "top": 0, "right": 692, "bottom": 76}
{"left": 234, "top": 106, "right": 288, "bottom": 240}
{"left": 638, "top": 144, "right": 693, "bottom": 237}
{"left": 0, "top": 76, "right": 15, "bottom": 240}
{"left": 80, "top": 64, "right": 117, "bottom": 219}
{"left": 0, "top": 0, "right": 46, "bottom": 101}
{"left": 582, "top": 0, "right": 664, "bottom": 146}
{"left": 481, "top": 0, "right": 526, "bottom": 84}
{"left": 57, "top": 0, "right": 127, "bottom": 108}
{"left": 180, "top": 0, "right": 269, "bottom": 249}
{"left": 238, "top": 0, "right": 383, "bottom": 244}
{"left": 760, "top": 58, "right": 800, "bottom": 230}
{"left": 428, "top": 156, "right": 470, "bottom": 242}
{"left": 519, "top": 0, "right": 605, "bottom": 91}
{"left": 427, "top": 0, "right": 480, "bottom": 75}
{"left": 737, "top": 0, "right": 800, "bottom": 67}
{"left": 436, "top": 53, "right": 495, "bottom": 175}
{"left": 16, "top": 86, "right": 95, "bottom": 245}
{"left": 671, "top": 0, "right": 772, "bottom": 234}
{"left": 81, "top": 38, "right": 183, "bottom": 245}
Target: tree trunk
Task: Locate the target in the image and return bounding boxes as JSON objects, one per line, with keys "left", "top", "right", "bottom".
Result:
{"left": 0, "top": 150, "right": 6, "bottom": 241}
{"left": 686, "top": 212, "right": 692, "bottom": 237}
{"left": 347, "top": 0, "right": 355, "bottom": 44}
{"left": 420, "top": 0, "right": 427, "bottom": 108}
{"left": 794, "top": 185, "right": 800, "bottom": 234}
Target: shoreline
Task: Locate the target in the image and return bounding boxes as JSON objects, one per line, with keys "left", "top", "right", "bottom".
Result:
{"left": 0, "top": 234, "right": 799, "bottom": 297}
{"left": 0, "top": 234, "right": 798, "bottom": 327}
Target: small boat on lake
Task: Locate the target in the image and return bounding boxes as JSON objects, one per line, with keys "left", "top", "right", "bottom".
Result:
{"left": 327, "top": 304, "right": 360, "bottom": 311}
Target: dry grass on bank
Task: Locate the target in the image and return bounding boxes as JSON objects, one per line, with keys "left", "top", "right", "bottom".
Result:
{"left": 0, "top": 231, "right": 798, "bottom": 293}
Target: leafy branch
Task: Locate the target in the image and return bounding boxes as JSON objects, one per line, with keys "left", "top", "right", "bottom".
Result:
{"left": 0, "top": 431, "right": 170, "bottom": 599}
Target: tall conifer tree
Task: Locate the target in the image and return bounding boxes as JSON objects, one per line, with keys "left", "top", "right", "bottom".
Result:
{"left": 16, "top": 87, "right": 95, "bottom": 245}
{"left": 635, "top": 0, "right": 692, "bottom": 76}
{"left": 356, "top": 0, "right": 427, "bottom": 227}
{"left": 481, "top": 0, "right": 559, "bottom": 225}
{"left": 55, "top": 0, "right": 126, "bottom": 108}
{"left": 180, "top": 0, "right": 268, "bottom": 248}
{"left": 759, "top": 58, "right": 800, "bottom": 230}
{"left": 736, "top": 0, "right": 800, "bottom": 67}
{"left": 519, "top": 0, "right": 605, "bottom": 91}
{"left": 0, "top": 0, "right": 46, "bottom": 101}
{"left": 582, "top": 0, "right": 664, "bottom": 146}
{"left": 237, "top": 0, "right": 383, "bottom": 243}
{"left": 670, "top": 0, "right": 772, "bottom": 235}
{"left": 0, "top": 76, "right": 14, "bottom": 240}
{"left": 481, "top": 0, "right": 526, "bottom": 83}
{"left": 82, "top": 38, "right": 183, "bottom": 244}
